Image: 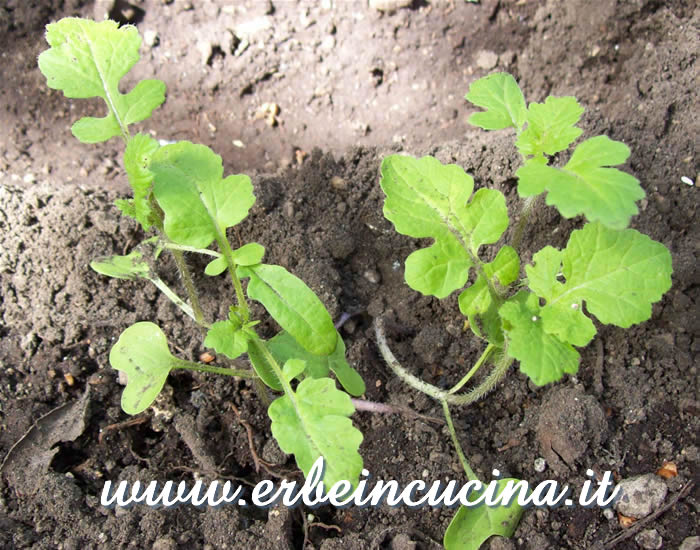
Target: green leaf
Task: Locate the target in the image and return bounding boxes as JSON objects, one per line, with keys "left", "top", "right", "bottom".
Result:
{"left": 38, "top": 18, "right": 165, "bottom": 143}
{"left": 237, "top": 264, "right": 337, "bottom": 356}
{"left": 526, "top": 222, "right": 673, "bottom": 328}
{"left": 109, "top": 322, "right": 176, "bottom": 414}
{"left": 150, "top": 141, "right": 255, "bottom": 248}
{"left": 444, "top": 479, "right": 525, "bottom": 550}
{"left": 465, "top": 73, "right": 527, "bottom": 131}
{"left": 282, "top": 359, "right": 306, "bottom": 382}
{"left": 265, "top": 331, "right": 366, "bottom": 396}
{"left": 458, "top": 245, "right": 519, "bottom": 342}
{"left": 204, "top": 256, "right": 227, "bottom": 276}
{"left": 247, "top": 343, "right": 283, "bottom": 391}
{"left": 204, "top": 319, "right": 248, "bottom": 360}
{"left": 516, "top": 96, "right": 584, "bottom": 158}
{"left": 380, "top": 155, "right": 509, "bottom": 298}
{"left": 232, "top": 242, "right": 265, "bottom": 266}
{"left": 269, "top": 377, "right": 363, "bottom": 491}
{"left": 500, "top": 291, "right": 580, "bottom": 385}
{"left": 516, "top": 136, "right": 645, "bottom": 229}
{"left": 117, "top": 133, "right": 160, "bottom": 229}
{"left": 90, "top": 250, "right": 150, "bottom": 280}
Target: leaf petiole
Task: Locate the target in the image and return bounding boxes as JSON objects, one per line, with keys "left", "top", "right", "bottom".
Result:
{"left": 447, "top": 342, "right": 496, "bottom": 395}
{"left": 162, "top": 242, "right": 222, "bottom": 258}
{"left": 441, "top": 400, "right": 478, "bottom": 482}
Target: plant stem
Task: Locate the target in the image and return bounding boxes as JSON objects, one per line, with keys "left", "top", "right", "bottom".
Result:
{"left": 163, "top": 243, "right": 222, "bottom": 258}
{"left": 511, "top": 195, "right": 538, "bottom": 253}
{"left": 448, "top": 348, "right": 513, "bottom": 406}
{"left": 374, "top": 319, "right": 512, "bottom": 406}
{"left": 447, "top": 343, "right": 495, "bottom": 395}
{"left": 171, "top": 358, "right": 256, "bottom": 378}
{"left": 170, "top": 248, "right": 206, "bottom": 325}
{"left": 149, "top": 276, "right": 199, "bottom": 324}
{"left": 441, "top": 400, "right": 478, "bottom": 482}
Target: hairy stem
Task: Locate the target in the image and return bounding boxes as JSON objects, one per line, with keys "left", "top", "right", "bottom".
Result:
{"left": 375, "top": 319, "right": 512, "bottom": 406}
{"left": 511, "top": 195, "right": 538, "bottom": 253}
{"left": 441, "top": 400, "right": 479, "bottom": 482}
{"left": 447, "top": 343, "right": 496, "bottom": 395}
{"left": 170, "top": 248, "right": 206, "bottom": 325}
{"left": 149, "top": 276, "right": 199, "bottom": 324}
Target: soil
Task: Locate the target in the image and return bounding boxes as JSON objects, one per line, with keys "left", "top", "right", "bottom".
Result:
{"left": 0, "top": 1, "right": 698, "bottom": 549}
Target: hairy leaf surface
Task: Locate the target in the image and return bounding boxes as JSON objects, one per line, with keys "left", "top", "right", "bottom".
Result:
{"left": 38, "top": 18, "right": 165, "bottom": 142}
{"left": 465, "top": 73, "right": 527, "bottom": 131}
{"left": 269, "top": 376, "right": 363, "bottom": 491}
{"left": 90, "top": 250, "right": 150, "bottom": 280}
{"left": 516, "top": 96, "right": 584, "bottom": 158}
{"left": 380, "top": 155, "right": 508, "bottom": 298}
{"left": 516, "top": 136, "right": 645, "bottom": 229}
{"left": 150, "top": 142, "right": 255, "bottom": 248}
{"left": 115, "top": 133, "right": 160, "bottom": 229}
{"left": 204, "top": 319, "right": 248, "bottom": 360}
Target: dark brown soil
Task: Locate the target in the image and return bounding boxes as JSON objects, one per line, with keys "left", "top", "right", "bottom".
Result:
{"left": 0, "top": 1, "right": 698, "bottom": 549}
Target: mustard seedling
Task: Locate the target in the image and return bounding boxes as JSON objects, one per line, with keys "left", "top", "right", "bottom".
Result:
{"left": 38, "top": 17, "right": 365, "bottom": 492}
{"left": 378, "top": 73, "right": 672, "bottom": 549}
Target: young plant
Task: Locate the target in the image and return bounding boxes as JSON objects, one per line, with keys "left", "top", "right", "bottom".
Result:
{"left": 378, "top": 73, "right": 672, "bottom": 549}
{"left": 38, "top": 17, "right": 366, "bottom": 492}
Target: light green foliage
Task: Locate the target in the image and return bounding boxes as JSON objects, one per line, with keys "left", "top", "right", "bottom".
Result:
{"left": 515, "top": 96, "right": 584, "bottom": 158}
{"left": 380, "top": 155, "right": 508, "bottom": 298}
{"left": 499, "top": 291, "right": 580, "bottom": 385}
{"left": 90, "top": 249, "right": 150, "bottom": 280}
{"left": 238, "top": 264, "right": 338, "bottom": 356}
{"left": 109, "top": 322, "right": 176, "bottom": 414}
{"left": 205, "top": 243, "right": 265, "bottom": 276}
{"left": 443, "top": 479, "right": 526, "bottom": 550}
{"left": 458, "top": 246, "right": 519, "bottom": 343}
{"left": 516, "top": 136, "right": 645, "bottom": 229}
{"left": 39, "top": 17, "right": 367, "bottom": 498}
{"left": 502, "top": 222, "right": 672, "bottom": 385}
{"left": 150, "top": 142, "right": 255, "bottom": 248}
{"left": 204, "top": 319, "right": 248, "bottom": 360}
{"left": 465, "top": 73, "right": 527, "bottom": 131}
{"left": 269, "top": 375, "right": 363, "bottom": 491}
{"left": 38, "top": 18, "right": 165, "bottom": 143}
{"left": 263, "top": 330, "right": 366, "bottom": 396}
{"left": 115, "top": 133, "right": 160, "bottom": 230}
{"left": 526, "top": 222, "right": 672, "bottom": 328}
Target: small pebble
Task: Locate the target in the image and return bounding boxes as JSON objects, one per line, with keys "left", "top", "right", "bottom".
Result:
{"left": 143, "top": 30, "right": 159, "bottom": 48}
{"left": 23, "top": 173, "right": 35, "bottom": 184}
{"left": 475, "top": 50, "right": 499, "bottom": 70}
{"left": 330, "top": 176, "right": 347, "bottom": 190}
{"left": 635, "top": 529, "right": 663, "bottom": 550}
{"left": 614, "top": 474, "right": 667, "bottom": 519}
{"left": 534, "top": 457, "right": 547, "bottom": 473}
{"left": 679, "top": 536, "right": 700, "bottom": 550}
{"left": 363, "top": 269, "right": 381, "bottom": 284}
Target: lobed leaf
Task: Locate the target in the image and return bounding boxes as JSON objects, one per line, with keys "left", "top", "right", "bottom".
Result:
{"left": 380, "top": 155, "right": 509, "bottom": 298}
{"left": 204, "top": 243, "right": 265, "bottom": 276}
{"left": 237, "top": 264, "right": 337, "bottom": 356}
{"left": 150, "top": 141, "right": 255, "bottom": 248}
{"left": 264, "top": 330, "right": 365, "bottom": 396}
{"left": 516, "top": 136, "right": 645, "bottom": 229}
{"left": 526, "top": 222, "right": 672, "bottom": 328}
{"left": 269, "top": 376, "right": 363, "bottom": 491}
{"left": 500, "top": 291, "right": 580, "bottom": 385}
{"left": 38, "top": 18, "right": 165, "bottom": 143}
{"left": 204, "top": 319, "right": 248, "bottom": 360}
{"left": 516, "top": 96, "right": 584, "bottom": 158}
{"left": 109, "top": 322, "right": 176, "bottom": 414}
{"left": 465, "top": 73, "right": 527, "bottom": 131}
{"left": 444, "top": 479, "right": 526, "bottom": 550}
